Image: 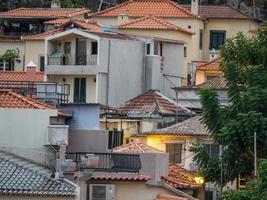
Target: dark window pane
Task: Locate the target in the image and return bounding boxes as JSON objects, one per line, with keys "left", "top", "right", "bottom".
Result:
{"left": 91, "top": 42, "right": 98, "bottom": 55}
{"left": 199, "top": 29, "right": 203, "bottom": 50}
{"left": 184, "top": 47, "right": 187, "bottom": 57}
{"left": 210, "top": 31, "right": 226, "bottom": 50}
{"left": 74, "top": 78, "right": 86, "bottom": 103}
{"left": 40, "top": 56, "right": 45, "bottom": 72}
{"left": 92, "top": 185, "right": 106, "bottom": 200}
{"left": 146, "top": 43, "right": 150, "bottom": 55}
{"left": 166, "top": 143, "right": 182, "bottom": 163}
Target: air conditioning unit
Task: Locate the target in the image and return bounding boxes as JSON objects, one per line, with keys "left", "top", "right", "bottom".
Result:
{"left": 90, "top": 184, "right": 115, "bottom": 200}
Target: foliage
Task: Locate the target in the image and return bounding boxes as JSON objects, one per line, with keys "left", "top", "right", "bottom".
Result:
{"left": 222, "top": 160, "right": 267, "bottom": 200}
{"left": 0, "top": 49, "right": 20, "bottom": 61}
{"left": 61, "top": 0, "right": 86, "bottom": 8}
{"left": 190, "top": 22, "right": 267, "bottom": 186}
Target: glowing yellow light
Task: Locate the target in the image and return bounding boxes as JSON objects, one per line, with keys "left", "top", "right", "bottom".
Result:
{"left": 194, "top": 176, "right": 204, "bottom": 184}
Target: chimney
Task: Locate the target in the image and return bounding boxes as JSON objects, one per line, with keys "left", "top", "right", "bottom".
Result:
{"left": 26, "top": 61, "right": 37, "bottom": 82}
{"left": 191, "top": 0, "right": 199, "bottom": 16}
{"left": 117, "top": 12, "right": 129, "bottom": 25}
{"left": 51, "top": 0, "right": 61, "bottom": 9}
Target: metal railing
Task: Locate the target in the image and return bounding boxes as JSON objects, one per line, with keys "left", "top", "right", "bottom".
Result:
{"left": 65, "top": 152, "right": 142, "bottom": 173}
{"left": 48, "top": 54, "right": 97, "bottom": 66}
{"left": 0, "top": 81, "right": 70, "bottom": 104}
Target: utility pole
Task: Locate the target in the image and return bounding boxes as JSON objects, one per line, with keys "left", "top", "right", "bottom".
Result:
{"left": 254, "top": 131, "right": 257, "bottom": 177}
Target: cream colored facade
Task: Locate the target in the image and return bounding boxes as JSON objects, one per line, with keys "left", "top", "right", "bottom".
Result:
{"left": 24, "top": 40, "right": 45, "bottom": 71}
{"left": 195, "top": 68, "right": 223, "bottom": 85}
{"left": 48, "top": 75, "right": 97, "bottom": 103}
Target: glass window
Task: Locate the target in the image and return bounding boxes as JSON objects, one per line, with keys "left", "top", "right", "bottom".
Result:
{"left": 209, "top": 31, "right": 226, "bottom": 50}
{"left": 146, "top": 43, "right": 151, "bottom": 55}
{"left": 74, "top": 77, "right": 86, "bottom": 103}
{"left": 91, "top": 42, "right": 98, "bottom": 55}
{"left": 184, "top": 47, "right": 187, "bottom": 57}
{"left": 166, "top": 143, "right": 183, "bottom": 164}
{"left": 91, "top": 185, "right": 106, "bottom": 200}
{"left": 39, "top": 56, "right": 45, "bottom": 72}
{"left": 204, "top": 144, "right": 220, "bottom": 158}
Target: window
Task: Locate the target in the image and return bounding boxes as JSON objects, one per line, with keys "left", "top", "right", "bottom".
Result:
{"left": 146, "top": 43, "right": 151, "bottom": 55}
{"left": 166, "top": 143, "right": 183, "bottom": 164}
{"left": 184, "top": 47, "right": 187, "bottom": 57}
{"left": 199, "top": 29, "right": 203, "bottom": 50}
{"left": 188, "top": 25, "right": 191, "bottom": 29}
{"left": 91, "top": 42, "right": 98, "bottom": 55}
{"left": 89, "top": 184, "right": 115, "bottom": 200}
{"left": 64, "top": 42, "right": 71, "bottom": 54}
{"left": 159, "top": 42, "right": 163, "bottom": 56}
{"left": 209, "top": 30, "right": 226, "bottom": 50}
{"left": 206, "top": 74, "right": 219, "bottom": 81}
{"left": 204, "top": 144, "right": 220, "bottom": 158}
{"left": 39, "top": 56, "right": 45, "bottom": 72}
{"left": 74, "top": 77, "right": 86, "bottom": 103}
{"left": 205, "top": 190, "right": 214, "bottom": 200}
{"left": 0, "top": 60, "right": 14, "bottom": 71}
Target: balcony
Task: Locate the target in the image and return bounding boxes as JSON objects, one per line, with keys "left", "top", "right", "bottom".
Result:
{"left": 0, "top": 81, "right": 70, "bottom": 104}
{"left": 64, "top": 152, "right": 142, "bottom": 173}
{"left": 47, "top": 125, "right": 69, "bottom": 145}
{"left": 46, "top": 54, "right": 98, "bottom": 75}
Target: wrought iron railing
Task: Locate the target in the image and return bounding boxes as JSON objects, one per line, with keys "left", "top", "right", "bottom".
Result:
{"left": 65, "top": 152, "right": 142, "bottom": 173}
{"left": 0, "top": 81, "right": 70, "bottom": 104}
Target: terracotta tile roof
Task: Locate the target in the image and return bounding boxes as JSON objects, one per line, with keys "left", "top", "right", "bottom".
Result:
{"left": 179, "top": 76, "right": 227, "bottom": 90}
{"left": 22, "top": 28, "right": 63, "bottom": 41}
{"left": 0, "top": 151, "right": 76, "bottom": 196}
{"left": 118, "top": 90, "right": 191, "bottom": 115}
{"left": 113, "top": 139, "right": 163, "bottom": 153}
{"left": 91, "top": 172, "right": 150, "bottom": 181}
{"left": 162, "top": 164, "right": 201, "bottom": 189}
{"left": 0, "top": 71, "right": 44, "bottom": 81}
{"left": 118, "top": 15, "right": 194, "bottom": 35}
{"left": 143, "top": 115, "right": 209, "bottom": 135}
{"left": 182, "top": 5, "right": 248, "bottom": 19}
{"left": 194, "top": 58, "right": 220, "bottom": 71}
{"left": 44, "top": 18, "right": 102, "bottom": 32}
{"left": 0, "top": 7, "right": 89, "bottom": 18}
{"left": 0, "top": 90, "right": 69, "bottom": 117}
{"left": 155, "top": 194, "right": 188, "bottom": 200}
{"left": 92, "top": 0, "right": 197, "bottom": 18}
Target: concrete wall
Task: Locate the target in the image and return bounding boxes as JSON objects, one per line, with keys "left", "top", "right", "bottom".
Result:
{"left": 0, "top": 41, "right": 25, "bottom": 71}
{"left": 177, "top": 89, "right": 228, "bottom": 109}
{"left": 0, "top": 108, "right": 57, "bottom": 163}
{"left": 24, "top": 40, "right": 45, "bottom": 70}
{"left": 67, "top": 128, "right": 108, "bottom": 153}
{"left": 140, "top": 153, "right": 169, "bottom": 184}
{"left": 60, "top": 104, "right": 100, "bottom": 129}
{"left": 97, "top": 37, "right": 145, "bottom": 107}
{"left": 144, "top": 55, "right": 162, "bottom": 91}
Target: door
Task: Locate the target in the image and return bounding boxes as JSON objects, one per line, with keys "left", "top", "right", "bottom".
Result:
{"left": 74, "top": 78, "right": 86, "bottom": 103}
{"left": 76, "top": 39, "right": 87, "bottom": 65}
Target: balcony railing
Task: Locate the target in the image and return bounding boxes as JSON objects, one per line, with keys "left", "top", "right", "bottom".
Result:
{"left": 64, "top": 152, "right": 142, "bottom": 173}
{"left": 48, "top": 54, "right": 97, "bottom": 66}
{"left": 0, "top": 81, "right": 70, "bottom": 104}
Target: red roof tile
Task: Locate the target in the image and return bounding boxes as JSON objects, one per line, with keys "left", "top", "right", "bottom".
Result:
{"left": 194, "top": 58, "right": 220, "bottom": 71}
{"left": 162, "top": 164, "right": 201, "bottom": 189}
{"left": 113, "top": 139, "right": 163, "bottom": 153}
{"left": 182, "top": 5, "right": 248, "bottom": 19}
{"left": 118, "top": 15, "right": 194, "bottom": 35}
{"left": 91, "top": 172, "right": 150, "bottom": 181}
{"left": 155, "top": 194, "right": 188, "bottom": 200}
{"left": 0, "top": 90, "right": 69, "bottom": 116}
{"left": 118, "top": 90, "right": 190, "bottom": 115}
{"left": 0, "top": 7, "right": 89, "bottom": 18}
{"left": 92, "top": 0, "right": 197, "bottom": 18}
{"left": 0, "top": 71, "right": 44, "bottom": 81}
{"left": 22, "top": 28, "right": 63, "bottom": 41}
{"left": 44, "top": 18, "right": 102, "bottom": 32}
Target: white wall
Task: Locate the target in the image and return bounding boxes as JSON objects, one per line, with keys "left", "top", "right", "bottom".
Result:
{"left": 0, "top": 108, "right": 57, "bottom": 162}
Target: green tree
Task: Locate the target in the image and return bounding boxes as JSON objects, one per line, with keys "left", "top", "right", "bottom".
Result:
{"left": 0, "top": 49, "right": 20, "bottom": 71}
{"left": 222, "top": 159, "right": 267, "bottom": 200}
{"left": 190, "top": 22, "right": 267, "bottom": 187}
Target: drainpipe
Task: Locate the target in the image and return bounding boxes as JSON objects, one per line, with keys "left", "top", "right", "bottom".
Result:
{"left": 106, "top": 40, "right": 111, "bottom": 106}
